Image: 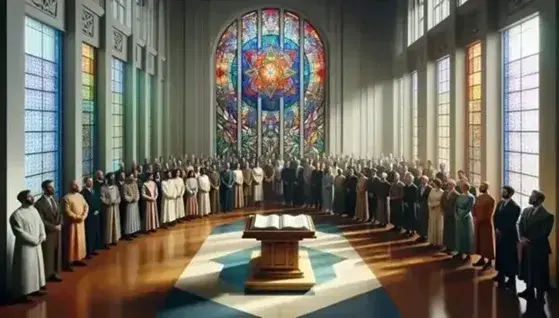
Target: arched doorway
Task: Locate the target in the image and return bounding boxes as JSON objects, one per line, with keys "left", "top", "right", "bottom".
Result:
{"left": 214, "top": 8, "right": 326, "bottom": 159}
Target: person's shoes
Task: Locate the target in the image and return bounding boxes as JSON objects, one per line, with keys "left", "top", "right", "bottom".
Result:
{"left": 48, "top": 275, "right": 62, "bottom": 282}
{"left": 473, "top": 259, "right": 486, "bottom": 266}
{"left": 73, "top": 261, "right": 87, "bottom": 267}
{"left": 31, "top": 290, "right": 47, "bottom": 296}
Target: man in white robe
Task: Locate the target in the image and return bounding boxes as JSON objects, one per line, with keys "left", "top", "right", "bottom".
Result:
{"left": 160, "top": 170, "right": 177, "bottom": 226}
{"left": 197, "top": 168, "right": 211, "bottom": 216}
{"left": 10, "top": 190, "right": 47, "bottom": 301}
{"left": 252, "top": 163, "right": 264, "bottom": 207}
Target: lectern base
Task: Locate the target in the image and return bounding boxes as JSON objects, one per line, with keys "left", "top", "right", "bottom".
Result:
{"left": 245, "top": 251, "right": 316, "bottom": 291}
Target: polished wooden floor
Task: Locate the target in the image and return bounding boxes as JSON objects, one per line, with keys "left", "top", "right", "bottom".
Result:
{"left": 1, "top": 206, "right": 557, "bottom": 318}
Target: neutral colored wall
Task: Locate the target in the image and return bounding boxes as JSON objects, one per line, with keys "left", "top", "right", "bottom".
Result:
{"left": 0, "top": 0, "right": 169, "bottom": 296}
{"left": 167, "top": 0, "right": 397, "bottom": 157}
{"left": 393, "top": 0, "right": 557, "bottom": 283}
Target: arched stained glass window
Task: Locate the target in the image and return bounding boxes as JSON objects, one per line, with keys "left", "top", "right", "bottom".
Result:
{"left": 215, "top": 9, "right": 326, "bottom": 158}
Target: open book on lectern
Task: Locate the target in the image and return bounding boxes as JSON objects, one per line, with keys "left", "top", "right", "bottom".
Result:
{"left": 252, "top": 214, "right": 312, "bottom": 231}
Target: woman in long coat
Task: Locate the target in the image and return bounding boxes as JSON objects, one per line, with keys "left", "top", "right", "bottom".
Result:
{"left": 441, "top": 179, "right": 459, "bottom": 253}
{"left": 321, "top": 167, "right": 334, "bottom": 214}
{"left": 185, "top": 170, "right": 199, "bottom": 216}
{"left": 333, "top": 170, "right": 346, "bottom": 215}
{"left": 141, "top": 172, "right": 159, "bottom": 232}
{"left": 427, "top": 178, "right": 444, "bottom": 247}
{"left": 455, "top": 182, "right": 476, "bottom": 260}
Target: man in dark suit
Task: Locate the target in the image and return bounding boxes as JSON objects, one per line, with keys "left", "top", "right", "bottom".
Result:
{"left": 35, "top": 180, "right": 62, "bottom": 282}
{"left": 492, "top": 185, "right": 521, "bottom": 289}
{"left": 517, "top": 190, "right": 554, "bottom": 302}
{"left": 81, "top": 177, "right": 102, "bottom": 258}
{"left": 344, "top": 168, "right": 358, "bottom": 218}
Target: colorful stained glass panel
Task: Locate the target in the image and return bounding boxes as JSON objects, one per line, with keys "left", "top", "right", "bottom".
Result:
{"left": 503, "top": 16, "right": 540, "bottom": 208}
{"left": 112, "top": 58, "right": 125, "bottom": 171}
{"left": 437, "top": 56, "right": 450, "bottom": 170}
{"left": 24, "top": 17, "right": 63, "bottom": 197}
{"left": 467, "top": 42, "right": 482, "bottom": 186}
{"left": 216, "top": 9, "right": 326, "bottom": 158}
{"left": 82, "top": 43, "right": 96, "bottom": 177}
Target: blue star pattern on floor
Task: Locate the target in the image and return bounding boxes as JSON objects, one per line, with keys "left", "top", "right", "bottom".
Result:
{"left": 158, "top": 217, "right": 400, "bottom": 318}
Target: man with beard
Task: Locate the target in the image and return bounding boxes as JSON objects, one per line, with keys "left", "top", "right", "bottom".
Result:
{"left": 492, "top": 185, "right": 521, "bottom": 290}
{"left": 81, "top": 177, "right": 102, "bottom": 258}
{"left": 62, "top": 180, "right": 89, "bottom": 271}
{"left": 34, "top": 180, "right": 62, "bottom": 282}
{"left": 10, "top": 190, "right": 47, "bottom": 302}
{"left": 517, "top": 190, "right": 554, "bottom": 302}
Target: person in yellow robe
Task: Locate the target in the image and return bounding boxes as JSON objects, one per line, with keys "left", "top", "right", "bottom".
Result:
{"left": 63, "top": 180, "right": 89, "bottom": 271}
{"left": 233, "top": 163, "right": 244, "bottom": 208}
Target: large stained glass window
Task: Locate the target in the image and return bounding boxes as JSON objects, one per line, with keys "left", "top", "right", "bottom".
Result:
{"left": 215, "top": 9, "right": 326, "bottom": 158}
{"left": 437, "top": 56, "right": 450, "bottom": 169}
{"left": 112, "top": 58, "right": 125, "bottom": 171}
{"left": 24, "top": 17, "right": 63, "bottom": 196}
{"left": 396, "top": 78, "right": 404, "bottom": 157}
{"left": 82, "top": 43, "right": 96, "bottom": 177}
{"left": 411, "top": 71, "right": 419, "bottom": 160}
{"left": 467, "top": 42, "right": 482, "bottom": 186}
{"left": 503, "top": 16, "right": 540, "bottom": 208}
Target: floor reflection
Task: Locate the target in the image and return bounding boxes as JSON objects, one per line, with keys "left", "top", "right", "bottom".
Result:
{"left": 0, "top": 207, "right": 556, "bottom": 317}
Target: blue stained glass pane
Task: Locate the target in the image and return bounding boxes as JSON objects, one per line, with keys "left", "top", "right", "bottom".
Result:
{"left": 25, "top": 176, "right": 42, "bottom": 194}
{"left": 42, "top": 132, "right": 57, "bottom": 152}
{"left": 42, "top": 111, "right": 57, "bottom": 131}
{"left": 25, "top": 74, "right": 42, "bottom": 90}
{"left": 25, "top": 90, "right": 42, "bottom": 110}
{"left": 42, "top": 92, "right": 56, "bottom": 111}
{"left": 25, "top": 55, "right": 42, "bottom": 75}
{"left": 42, "top": 152, "right": 57, "bottom": 171}
{"left": 43, "top": 60, "right": 56, "bottom": 77}
{"left": 43, "top": 76, "right": 56, "bottom": 91}
{"left": 25, "top": 111, "right": 42, "bottom": 132}
{"left": 25, "top": 132, "right": 42, "bottom": 153}
{"left": 25, "top": 154, "right": 43, "bottom": 175}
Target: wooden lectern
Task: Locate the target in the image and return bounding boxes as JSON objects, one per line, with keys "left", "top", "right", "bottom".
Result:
{"left": 242, "top": 215, "right": 317, "bottom": 291}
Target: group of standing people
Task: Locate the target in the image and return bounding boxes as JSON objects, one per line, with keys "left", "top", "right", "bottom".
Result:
{"left": 8, "top": 153, "right": 554, "bottom": 305}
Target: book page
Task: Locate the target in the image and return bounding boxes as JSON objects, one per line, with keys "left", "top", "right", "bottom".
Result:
{"left": 252, "top": 214, "right": 280, "bottom": 230}
{"left": 280, "top": 214, "right": 310, "bottom": 230}
{"left": 253, "top": 214, "right": 268, "bottom": 229}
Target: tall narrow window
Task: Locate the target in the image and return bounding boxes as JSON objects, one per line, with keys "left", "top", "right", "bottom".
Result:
{"left": 82, "top": 43, "right": 96, "bottom": 178}
{"left": 437, "top": 56, "right": 450, "bottom": 169}
{"left": 430, "top": 0, "right": 449, "bottom": 29}
{"left": 150, "top": 75, "right": 156, "bottom": 155}
{"left": 113, "top": 0, "right": 127, "bottom": 26}
{"left": 407, "top": 0, "right": 425, "bottom": 45}
{"left": 467, "top": 42, "right": 482, "bottom": 186}
{"left": 411, "top": 71, "right": 419, "bottom": 160}
{"left": 112, "top": 58, "right": 125, "bottom": 171}
{"left": 503, "top": 16, "right": 540, "bottom": 208}
{"left": 24, "top": 17, "right": 63, "bottom": 197}
{"left": 397, "top": 78, "right": 405, "bottom": 157}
